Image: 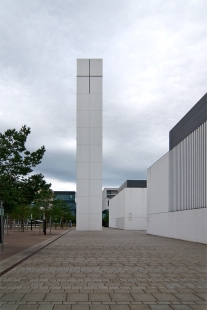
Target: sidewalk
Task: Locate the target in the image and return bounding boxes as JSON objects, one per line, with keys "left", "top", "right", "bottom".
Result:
{"left": 0, "top": 228, "right": 206, "bottom": 310}
{"left": 0, "top": 227, "right": 70, "bottom": 277}
{"left": 0, "top": 226, "right": 69, "bottom": 261}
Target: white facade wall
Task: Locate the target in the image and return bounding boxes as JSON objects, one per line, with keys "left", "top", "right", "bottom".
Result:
{"left": 102, "top": 188, "right": 118, "bottom": 211}
{"left": 109, "top": 188, "right": 147, "bottom": 230}
{"left": 76, "top": 59, "right": 102, "bottom": 231}
{"left": 147, "top": 152, "right": 169, "bottom": 236}
{"left": 147, "top": 153, "right": 169, "bottom": 215}
{"left": 147, "top": 122, "right": 207, "bottom": 244}
{"left": 148, "top": 209, "right": 207, "bottom": 244}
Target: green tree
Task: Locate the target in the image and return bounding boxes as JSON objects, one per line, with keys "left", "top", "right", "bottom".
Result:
{"left": 32, "top": 189, "right": 74, "bottom": 232}
{"left": 52, "top": 199, "right": 74, "bottom": 227}
{"left": 0, "top": 125, "right": 46, "bottom": 213}
{"left": 33, "top": 184, "right": 54, "bottom": 234}
{"left": 102, "top": 210, "right": 109, "bottom": 227}
{"left": 11, "top": 204, "right": 31, "bottom": 232}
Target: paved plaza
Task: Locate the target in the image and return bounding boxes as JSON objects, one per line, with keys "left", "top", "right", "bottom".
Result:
{"left": 1, "top": 228, "right": 207, "bottom": 310}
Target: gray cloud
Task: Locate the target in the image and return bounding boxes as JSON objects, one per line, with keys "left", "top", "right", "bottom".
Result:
{"left": 0, "top": 0, "right": 207, "bottom": 190}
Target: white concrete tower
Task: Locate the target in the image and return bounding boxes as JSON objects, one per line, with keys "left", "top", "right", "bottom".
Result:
{"left": 76, "top": 59, "right": 102, "bottom": 231}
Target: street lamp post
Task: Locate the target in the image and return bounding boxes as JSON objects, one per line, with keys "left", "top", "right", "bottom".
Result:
{"left": 31, "top": 214, "right": 33, "bottom": 231}
{"left": 0, "top": 201, "right": 4, "bottom": 251}
{"left": 43, "top": 213, "right": 46, "bottom": 235}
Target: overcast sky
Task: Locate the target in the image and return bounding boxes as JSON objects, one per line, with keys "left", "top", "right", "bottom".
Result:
{"left": 0, "top": 0, "right": 207, "bottom": 191}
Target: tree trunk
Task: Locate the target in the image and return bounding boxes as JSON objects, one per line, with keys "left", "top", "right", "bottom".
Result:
{"left": 43, "top": 219, "right": 46, "bottom": 235}
{"left": 9, "top": 217, "right": 13, "bottom": 230}
{"left": 21, "top": 218, "right": 24, "bottom": 232}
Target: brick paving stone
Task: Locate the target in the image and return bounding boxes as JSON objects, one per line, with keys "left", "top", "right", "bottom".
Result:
{"left": 93, "top": 290, "right": 114, "bottom": 294}
{"left": 64, "top": 290, "right": 80, "bottom": 294}
{"left": 174, "top": 294, "right": 205, "bottom": 302}
{"left": 79, "top": 290, "right": 93, "bottom": 294}
{"left": 131, "top": 294, "right": 156, "bottom": 302}
{"left": 129, "top": 306, "right": 150, "bottom": 310}
{"left": 90, "top": 306, "right": 110, "bottom": 310}
{"left": 143, "top": 290, "right": 160, "bottom": 294}
{"left": 148, "top": 306, "right": 172, "bottom": 310}
{"left": 53, "top": 306, "right": 71, "bottom": 310}
{"left": 193, "top": 289, "right": 207, "bottom": 293}
{"left": 44, "top": 294, "right": 67, "bottom": 302}
{"left": 158, "top": 289, "right": 179, "bottom": 294}
{"left": 0, "top": 304, "right": 19, "bottom": 310}
{"left": 0, "top": 294, "right": 25, "bottom": 302}
{"left": 109, "top": 306, "right": 130, "bottom": 310}
{"left": 1, "top": 229, "right": 206, "bottom": 309}
{"left": 0, "top": 305, "right": 19, "bottom": 310}
{"left": 67, "top": 294, "right": 88, "bottom": 302}
{"left": 31, "top": 289, "right": 50, "bottom": 294}
{"left": 194, "top": 293, "right": 206, "bottom": 301}
{"left": 21, "top": 294, "right": 46, "bottom": 302}
{"left": 38, "top": 306, "right": 54, "bottom": 310}
{"left": 50, "top": 290, "right": 65, "bottom": 294}
{"left": 89, "top": 294, "right": 111, "bottom": 302}
{"left": 152, "top": 294, "right": 179, "bottom": 301}
{"left": 16, "top": 306, "right": 38, "bottom": 310}
{"left": 0, "top": 290, "right": 16, "bottom": 294}
{"left": 176, "top": 289, "right": 195, "bottom": 293}
{"left": 71, "top": 306, "right": 89, "bottom": 310}
{"left": 170, "top": 306, "right": 193, "bottom": 310}
{"left": 110, "top": 294, "right": 133, "bottom": 302}
{"left": 112, "top": 290, "right": 130, "bottom": 294}
{"left": 14, "top": 289, "right": 32, "bottom": 294}
{"left": 189, "top": 306, "right": 207, "bottom": 310}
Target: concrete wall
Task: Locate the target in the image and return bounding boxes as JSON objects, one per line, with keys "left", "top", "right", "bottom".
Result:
{"left": 147, "top": 122, "right": 207, "bottom": 244}
{"left": 109, "top": 188, "right": 147, "bottom": 230}
{"left": 76, "top": 59, "right": 102, "bottom": 231}
{"left": 147, "top": 152, "right": 169, "bottom": 215}
{"left": 148, "top": 209, "right": 207, "bottom": 244}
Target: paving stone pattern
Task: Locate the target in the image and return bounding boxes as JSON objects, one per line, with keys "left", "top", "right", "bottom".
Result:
{"left": 1, "top": 228, "right": 206, "bottom": 310}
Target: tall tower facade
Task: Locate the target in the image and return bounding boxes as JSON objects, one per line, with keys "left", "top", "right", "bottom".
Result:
{"left": 76, "top": 59, "right": 102, "bottom": 231}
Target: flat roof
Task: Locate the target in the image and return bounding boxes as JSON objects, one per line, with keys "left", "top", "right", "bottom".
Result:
{"left": 118, "top": 180, "right": 147, "bottom": 192}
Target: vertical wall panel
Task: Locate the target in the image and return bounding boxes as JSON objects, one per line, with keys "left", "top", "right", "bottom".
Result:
{"left": 205, "top": 122, "right": 207, "bottom": 208}
{"left": 169, "top": 121, "right": 207, "bottom": 212}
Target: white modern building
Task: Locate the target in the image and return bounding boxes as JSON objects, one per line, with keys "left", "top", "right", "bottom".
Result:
{"left": 109, "top": 180, "right": 147, "bottom": 230}
{"left": 76, "top": 59, "right": 103, "bottom": 231}
{"left": 147, "top": 94, "right": 207, "bottom": 244}
{"left": 102, "top": 188, "right": 118, "bottom": 212}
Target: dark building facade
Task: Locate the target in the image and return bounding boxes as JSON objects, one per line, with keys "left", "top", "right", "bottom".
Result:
{"left": 169, "top": 93, "right": 207, "bottom": 150}
{"left": 54, "top": 191, "right": 76, "bottom": 216}
{"left": 118, "top": 180, "right": 147, "bottom": 193}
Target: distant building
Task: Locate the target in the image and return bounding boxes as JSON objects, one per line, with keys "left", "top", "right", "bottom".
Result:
{"left": 102, "top": 188, "right": 118, "bottom": 212}
{"left": 109, "top": 180, "right": 147, "bottom": 230}
{"left": 54, "top": 191, "right": 76, "bottom": 216}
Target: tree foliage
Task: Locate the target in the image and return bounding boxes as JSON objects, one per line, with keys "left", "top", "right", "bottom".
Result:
{"left": 34, "top": 189, "right": 73, "bottom": 222}
{"left": 0, "top": 125, "right": 47, "bottom": 213}
{"left": 33, "top": 184, "right": 54, "bottom": 219}
{"left": 32, "top": 189, "right": 74, "bottom": 233}
{"left": 11, "top": 204, "right": 31, "bottom": 232}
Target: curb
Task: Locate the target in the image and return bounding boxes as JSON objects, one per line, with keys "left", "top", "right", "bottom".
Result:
{"left": 0, "top": 228, "right": 73, "bottom": 276}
